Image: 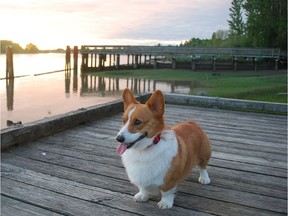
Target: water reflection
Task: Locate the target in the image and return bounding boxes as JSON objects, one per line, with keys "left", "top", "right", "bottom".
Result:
{"left": 5, "top": 71, "right": 202, "bottom": 113}
{"left": 73, "top": 66, "right": 78, "bottom": 92}
{"left": 65, "top": 68, "right": 71, "bottom": 95}
{"left": 77, "top": 73, "right": 201, "bottom": 96}
{"left": 6, "top": 78, "right": 14, "bottom": 111}
{"left": 3, "top": 69, "right": 203, "bottom": 128}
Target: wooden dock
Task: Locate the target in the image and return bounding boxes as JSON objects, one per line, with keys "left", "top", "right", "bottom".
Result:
{"left": 80, "top": 45, "right": 283, "bottom": 72}
{"left": 1, "top": 103, "right": 287, "bottom": 215}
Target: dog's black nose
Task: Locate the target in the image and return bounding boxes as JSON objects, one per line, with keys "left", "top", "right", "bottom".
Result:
{"left": 116, "top": 134, "right": 125, "bottom": 143}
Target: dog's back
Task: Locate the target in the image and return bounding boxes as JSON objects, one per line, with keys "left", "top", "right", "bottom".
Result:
{"left": 166, "top": 121, "right": 211, "bottom": 182}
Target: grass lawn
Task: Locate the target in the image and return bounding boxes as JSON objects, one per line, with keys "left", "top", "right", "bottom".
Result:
{"left": 94, "top": 69, "right": 287, "bottom": 103}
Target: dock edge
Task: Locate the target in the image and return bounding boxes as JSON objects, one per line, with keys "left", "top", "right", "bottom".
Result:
{"left": 1, "top": 93, "right": 286, "bottom": 150}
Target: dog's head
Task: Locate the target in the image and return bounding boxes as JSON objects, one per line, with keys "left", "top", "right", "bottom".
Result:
{"left": 116, "top": 88, "right": 165, "bottom": 155}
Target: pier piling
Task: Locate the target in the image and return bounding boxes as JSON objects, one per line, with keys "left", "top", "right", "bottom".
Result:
{"left": 6, "top": 46, "right": 14, "bottom": 79}
{"left": 73, "top": 46, "right": 78, "bottom": 69}
{"left": 65, "top": 46, "right": 71, "bottom": 69}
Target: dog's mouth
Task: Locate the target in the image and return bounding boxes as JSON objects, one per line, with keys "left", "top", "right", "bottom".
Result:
{"left": 116, "top": 132, "right": 147, "bottom": 155}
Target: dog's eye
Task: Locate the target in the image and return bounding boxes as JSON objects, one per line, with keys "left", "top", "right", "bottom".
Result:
{"left": 134, "top": 119, "right": 142, "bottom": 126}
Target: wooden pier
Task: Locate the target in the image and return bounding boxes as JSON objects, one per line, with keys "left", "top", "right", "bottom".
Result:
{"left": 80, "top": 45, "right": 283, "bottom": 72}
{"left": 1, "top": 94, "right": 287, "bottom": 216}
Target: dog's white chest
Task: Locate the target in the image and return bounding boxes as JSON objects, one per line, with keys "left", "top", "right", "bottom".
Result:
{"left": 121, "top": 130, "right": 178, "bottom": 187}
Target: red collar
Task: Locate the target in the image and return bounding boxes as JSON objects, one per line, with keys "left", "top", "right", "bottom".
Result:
{"left": 153, "top": 132, "right": 161, "bottom": 144}
{"left": 147, "top": 133, "right": 161, "bottom": 149}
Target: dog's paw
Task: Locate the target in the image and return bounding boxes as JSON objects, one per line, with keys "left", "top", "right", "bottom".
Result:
{"left": 157, "top": 200, "right": 173, "bottom": 209}
{"left": 133, "top": 192, "right": 149, "bottom": 202}
{"left": 198, "top": 176, "right": 211, "bottom": 185}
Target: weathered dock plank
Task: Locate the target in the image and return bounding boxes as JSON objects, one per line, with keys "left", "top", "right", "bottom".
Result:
{"left": 1, "top": 104, "right": 287, "bottom": 216}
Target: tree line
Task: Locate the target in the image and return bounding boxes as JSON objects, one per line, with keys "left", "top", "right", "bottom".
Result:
{"left": 182, "top": 0, "right": 287, "bottom": 51}
{"left": 0, "top": 40, "right": 65, "bottom": 54}
{"left": 1, "top": 40, "right": 40, "bottom": 54}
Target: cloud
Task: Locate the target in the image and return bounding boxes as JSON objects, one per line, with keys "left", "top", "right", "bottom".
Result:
{"left": 107, "top": 0, "right": 230, "bottom": 41}
{"left": 0, "top": 0, "right": 231, "bottom": 49}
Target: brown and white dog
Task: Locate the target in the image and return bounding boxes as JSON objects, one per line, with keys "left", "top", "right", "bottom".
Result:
{"left": 116, "top": 88, "right": 211, "bottom": 209}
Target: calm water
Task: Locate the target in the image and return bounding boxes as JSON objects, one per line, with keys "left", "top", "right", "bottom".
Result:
{"left": 0, "top": 53, "right": 194, "bottom": 129}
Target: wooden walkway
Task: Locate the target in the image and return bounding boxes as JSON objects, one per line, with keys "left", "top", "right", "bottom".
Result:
{"left": 1, "top": 104, "right": 287, "bottom": 216}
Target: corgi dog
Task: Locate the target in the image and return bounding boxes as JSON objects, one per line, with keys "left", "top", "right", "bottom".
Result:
{"left": 116, "top": 88, "right": 211, "bottom": 209}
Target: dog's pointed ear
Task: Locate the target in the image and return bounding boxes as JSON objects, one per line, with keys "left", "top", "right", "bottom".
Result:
{"left": 146, "top": 90, "right": 165, "bottom": 116}
{"left": 122, "top": 88, "right": 139, "bottom": 110}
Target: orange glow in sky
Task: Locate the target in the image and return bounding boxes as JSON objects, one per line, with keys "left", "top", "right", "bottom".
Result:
{"left": 0, "top": 0, "right": 231, "bottom": 50}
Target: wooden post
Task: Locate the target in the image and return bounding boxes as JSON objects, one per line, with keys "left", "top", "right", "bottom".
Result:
{"left": 73, "top": 46, "right": 78, "bottom": 69}
{"left": 212, "top": 56, "right": 216, "bottom": 72}
{"left": 253, "top": 57, "right": 257, "bottom": 71}
{"left": 6, "top": 46, "right": 14, "bottom": 79}
{"left": 109, "top": 54, "right": 112, "bottom": 67}
{"left": 172, "top": 57, "right": 176, "bottom": 69}
{"left": 81, "top": 46, "right": 88, "bottom": 72}
{"left": 233, "top": 57, "right": 237, "bottom": 71}
{"left": 73, "top": 46, "right": 78, "bottom": 91}
{"left": 274, "top": 59, "right": 278, "bottom": 71}
{"left": 191, "top": 56, "right": 196, "bottom": 71}
{"left": 81, "top": 54, "right": 88, "bottom": 71}
{"left": 134, "top": 55, "right": 138, "bottom": 69}
{"left": 127, "top": 54, "right": 130, "bottom": 66}
{"left": 154, "top": 57, "right": 157, "bottom": 69}
{"left": 116, "top": 54, "right": 120, "bottom": 69}
{"left": 90, "top": 54, "right": 93, "bottom": 67}
{"left": 95, "top": 54, "right": 98, "bottom": 67}
{"left": 103, "top": 54, "right": 107, "bottom": 68}
{"left": 65, "top": 46, "right": 71, "bottom": 69}
{"left": 98, "top": 54, "right": 102, "bottom": 68}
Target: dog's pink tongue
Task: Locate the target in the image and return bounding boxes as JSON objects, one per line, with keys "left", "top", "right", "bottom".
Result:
{"left": 116, "top": 143, "right": 128, "bottom": 155}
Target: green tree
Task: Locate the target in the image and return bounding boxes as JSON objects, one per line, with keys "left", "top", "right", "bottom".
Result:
{"left": 183, "top": 38, "right": 212, "bottom": 47}
{"left": 1, "top": 40, "right": 24, "bottom": 53}
{"left": 25, "top": 43, "right": 39, "bottom": 53}
{"left": 228, "top": 0, "right": 245, "bottom": 37}
{"left": 243, "top": 0, "right": 287, "bottom": 50}
{"left": 211, "top": 29, "right": 229, "bottom": 47}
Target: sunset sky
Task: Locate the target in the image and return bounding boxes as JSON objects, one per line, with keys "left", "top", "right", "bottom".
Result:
{"left": 1, "top": 0, "right": 231, "bottom": 50}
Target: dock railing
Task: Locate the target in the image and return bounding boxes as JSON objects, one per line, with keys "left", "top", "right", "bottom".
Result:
{"left": 80, "top": 46, "right": 281, "bottom": 58}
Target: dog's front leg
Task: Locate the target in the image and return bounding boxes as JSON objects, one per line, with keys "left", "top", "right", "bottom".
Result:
{"left": 157, "top": 186, "right": 177, "bottom": 209}
{"left": 133, "top": 187, "right": 149, "bottom": 202}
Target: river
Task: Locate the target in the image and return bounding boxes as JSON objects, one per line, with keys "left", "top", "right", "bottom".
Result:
{"left": 0, "top": 53, "right": 192, "bottom": 129}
